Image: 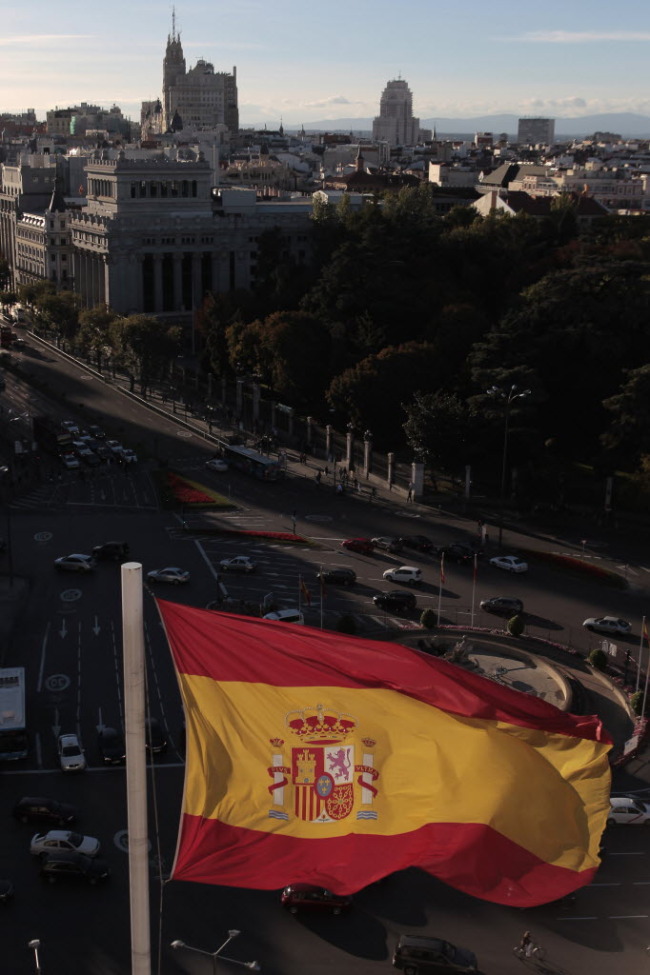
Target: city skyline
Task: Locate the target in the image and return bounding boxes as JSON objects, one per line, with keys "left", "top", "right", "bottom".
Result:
{"left": 3, "top": 0, "right": 650, "bottom": 127}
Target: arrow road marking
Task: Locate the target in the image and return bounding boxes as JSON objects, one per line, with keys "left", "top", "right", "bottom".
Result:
{"left": 59, "top": 618, "right": 67, "bottom": 639}
{"left": 93, "top": 616, "right": 101, "bottom": 636}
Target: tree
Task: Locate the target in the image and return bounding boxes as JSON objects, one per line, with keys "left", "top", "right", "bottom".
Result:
{"left": 602, "top": 364, "right": 650, "bottom": 467}
{"left": 403, "top": 391, "right": 484, "bottom": 480}
{"left": 420, "top": 608, "right": 438, "bottom": 629}
{"left": 112, "top": 315, "right": 182, "bottom": 394}
{"left": 588, "top": 648, "right": 608, "bottom": 672}
{"left": 78, "top": 306, "right": 119, "bottom": 371}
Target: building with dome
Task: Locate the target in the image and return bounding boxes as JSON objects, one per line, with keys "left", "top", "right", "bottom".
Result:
{"left": 372, "top": 78, "right": 421, "bottom": 147}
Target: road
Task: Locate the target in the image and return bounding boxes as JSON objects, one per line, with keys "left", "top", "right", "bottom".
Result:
{"left": 0, "top": 339, "right": 649, "bottom": 974}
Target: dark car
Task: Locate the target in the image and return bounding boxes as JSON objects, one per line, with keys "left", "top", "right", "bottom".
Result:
{"left": 281, "top": 883, "right": 351, "bottom": 915}
{"left": 0, "top": 879, "right": 14, "bottom": 904}
{"left": 92, "top": 541, "right": 130, "bottom": 562}
{"left": 97, "top": 727, "right": 126, "bottom": 765}
{"left": 437, "top": 544, "right": 480, "bottom": 565}
{"left": 13, "top": 797, "right": 77, "bottom": 826}
{"left": 145, "top": 718, "right": 168, "bottom": 755}
{"left": 40, "top": 851, "right": 110, "bottom": 885}
{"left": 480, "top": 596, "right": 524, "bottom": 616}
{"left": 341, "top": 538, "right": 375, "bottom": 555}
{"left": 316, "top": 567, "right": 357, "bottom": 586}
{"left": 392, "top": 934, "right": 478, "bottom": 974}
{"left": 398, "top": 535, "right": 435, "bottom": 553}
{"left": 94, "top": 444, "right": 113, "bottom": 461}
{"left": 373, "top": 590, "right": 417, "bottom": 612}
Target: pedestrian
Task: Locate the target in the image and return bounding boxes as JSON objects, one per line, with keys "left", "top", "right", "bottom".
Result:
{"left": 315, "top": 470, "right": 321, "bottom": 484}
{"left": 477, "top": 518, "right": 484, "bottom": 535}
{"left": 407, "top": 482, "right": 414, "bottom": 502}
{"left": 324, "top": 465, "right": 329, "bottom": 477}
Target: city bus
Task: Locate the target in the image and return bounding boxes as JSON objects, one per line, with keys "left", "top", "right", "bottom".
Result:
{"left": 220, "top": 443, "right": 283, "bottom": 481}
{"left": 0, "top": 666, "right": 28, "bottom": 760}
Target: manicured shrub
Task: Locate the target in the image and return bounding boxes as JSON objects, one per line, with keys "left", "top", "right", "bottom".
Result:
{"left": 420, "top": 608, "right": 438, "bottom": 629}
{"left": 507, "top": 614, "right": 525, "bottom": 637}
{"left": 630, "top": 691, "right": 646, "bottom": 716}
{"left": 589, "top": 648, "right": 608, "bottom": 672}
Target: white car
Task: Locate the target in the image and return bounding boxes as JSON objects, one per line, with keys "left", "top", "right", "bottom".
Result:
{"left": 205, "top": 458, "right": 229, "bottom": 472}
{"left": 61, "top": 453, "right": 80, "bottom": 470}
{"left": 54, "top": 554, "right": 96, "bottom": 573}
{"left": 583, "top": 616, "right": 631, "bottom": 636}
{"left": 61, "top": 420, "right": 80, "bottom": 435}
{"left": 489, "top": 555, "right": 528, "bottom": 574}
{"left": 30, "top": 830, "right": 100, "bottom": 858}
{"left": 382, "top": 566, "right": 423, "bottom": 586}
{"left": 147, "top": 566, "right": 190, "bottom": 585}
{"left": 57, "top": 733, "right": 87, "bottom": 773}
{"left": 219, "top": 556, "right": 256, "bottom": 573}
{"left": 263, "top": 608, "right": 305, "bottom": 625}
{"left": 607, "top": 796, "right": 650, "bottom": 825}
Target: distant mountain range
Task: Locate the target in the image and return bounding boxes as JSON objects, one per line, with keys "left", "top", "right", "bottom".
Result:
{"left": 246, "top": 113, "right": 650, "bottom": 139}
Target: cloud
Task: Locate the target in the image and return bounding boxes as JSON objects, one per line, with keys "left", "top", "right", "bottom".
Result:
{"left": 0, "top": 34, "right": 93, "bottom": 47}
{"left": 503, "top": 30, "right": 650, "bottom": 43}
{"left": 303, "top": 96, "right": 353, "bottom": 109}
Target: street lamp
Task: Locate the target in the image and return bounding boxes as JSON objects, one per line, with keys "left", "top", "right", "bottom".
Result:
{"left": 171, "top": 931, "right": 260, "bottom": 973}
{"left": 27, "top": 939, "right": 42, "bottom": 974}
{"left": 487, "top": 384, "right": 531, "bottom": 548}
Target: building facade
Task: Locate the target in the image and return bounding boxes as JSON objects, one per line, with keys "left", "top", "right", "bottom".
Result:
{"left": 162, "top": 21, "right": 238, "bottom": 134}
{"left": 372, "top": 78, "right": 420, "bottom": 147}
{"left": 517, "top": 118, "right": 555, "bottom": 146}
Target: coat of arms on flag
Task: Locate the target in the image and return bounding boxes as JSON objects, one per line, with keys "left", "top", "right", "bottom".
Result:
{"left": 268, "top": 705, "right": 379, "bottom": 823}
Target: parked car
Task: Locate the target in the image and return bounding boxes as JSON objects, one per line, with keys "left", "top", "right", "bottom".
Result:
{"left": 205, "top": 458, "right": 229, "bottom": 472}
{"left": 341, "top": 538, "right": 375, "bottom": 555}
{"left": 121, "top": 449, "right": 138, "bottom": 464}
{"left": 54, "top": 553, "right": 95, "bottom": 573}
{"left": 87, "top": 425, "right": 106, "bottom": 440}
{"left": 371, "top": 536, "right": 403, "bottom": 553}
{"left": 106, "top": 439, "right": 124, "bottom": 455}
{"left": 97, "top": 727, "right": 126, "bottom": 765}
{"left": 281, "top": 883, "right": 351, "bottom": 915}
{"left": 382, "top": 566, "right": 423, "bottom": 586}
{"left": 219, "top": 556, "right": 256, "bottom": 573}
{"left": 489, "top": 555, "right": 528, "bottom": 574}
{"left": 583, "top": 616, "right": 631, "bottom": 636}
{"left": 373, "top": 590, "right": 417, "bottom": 612}
{"left": 13, "top": 797, "right": 77, "bottom": 826}
{"left": 80, "top": 448, "right": 101, "bottom": 467}
{"left": 316, "top": 567, "right": 357, "bottom": 586}
{"left": 398, "top": 534, "right": 435, "bottom": 553}
{"left": 607, "top": 796, "right": 650, "bottom": 826}
{"left": 145, "top": 718, "right": 168, "bottom": 755}
{"left": 57, "top": 734, "right": 86, "bottom": 773}
{"left": 92, "top": 541, "right": 130, "bottom": 562}
{"left": 437, "top": 544, "right": 480, "bottom": 565}
{"left": 40, "top": 851, "right": 110, "bottom": 885}
{"left": 392, "top": 934, "right": 478, "bottom": 974}
{"left": 30, "top": 830, "right": 100, "bottom": 858}
{"left": 94, "top": 444, "right": 113, "bottom": 461}
{"left": 146, "top": 566, "right": 190, "bottom": 585}
{"left": 61, "top": 420, "right": 80, "bottom": 436}
{"left": 60, "top": 453, "right": 80, "bottom": 470}
{"left": 263, "top": 608, "right": 305, "bottom": 625}
{"left": 480, "top": 596, "right": 524, "bottom": 616}
{"left": 0, "top": 879, "right": 14, "bottom": 904}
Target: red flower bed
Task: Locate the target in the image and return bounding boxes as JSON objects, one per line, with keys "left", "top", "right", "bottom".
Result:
{"left": 522, "top": 548, "right": 626, "bottom": 587}
{"left": 154, "top": 470, "right": 232, "bottom": 508}
{"left": 222, "top": 529, "right": 308, "bottom": 543}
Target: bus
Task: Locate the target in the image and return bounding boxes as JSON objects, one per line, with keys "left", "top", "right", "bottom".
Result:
{"left": 0, "top": 667, "right": 28, "bottom": 760}
{"left": 220, "top": 443, "right": 283, "bottom": 481}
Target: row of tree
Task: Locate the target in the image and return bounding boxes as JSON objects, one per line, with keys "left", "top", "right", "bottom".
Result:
{"left": 4, "top": 188, "right": 650, "bottom": 506}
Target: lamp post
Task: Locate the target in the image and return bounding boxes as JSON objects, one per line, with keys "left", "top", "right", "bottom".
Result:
{"left": 487, "top": 384, "right": 530, "bottom": 548}
{"left": 171, "top": 931, "right": 260, "bottom": 974}
{"left": 345, "top": 422, "right": 355, "bottom": 470}
{"left": 363, "top": 429, "right": 372, "bottom": 479}
{"left": 27, "top": 939, "right": 42, "bottom": 974}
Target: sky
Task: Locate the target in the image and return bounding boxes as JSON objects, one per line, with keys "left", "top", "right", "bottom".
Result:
{"left": 3, "top": 0, "right": 650, "bottom": 126}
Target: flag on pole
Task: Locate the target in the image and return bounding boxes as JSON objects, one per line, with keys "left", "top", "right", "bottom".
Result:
{"left": 473, "top": 553, "right": 478, "bottom": 581}
{"left": 300, "top": 576, "right": 311, "bottom": 607}
{"left": 440, "top": 553, "right": 446, "bottom": 586}
{"left": 158, "top": 599, "right": 611, "bottom": 907}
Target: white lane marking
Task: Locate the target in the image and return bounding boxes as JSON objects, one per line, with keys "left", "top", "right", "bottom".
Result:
{"left": 608, "top": 915, "right": 649, "bottom": 919}
{"left": 37, "top": 621, "right": 50, "bottom": 693}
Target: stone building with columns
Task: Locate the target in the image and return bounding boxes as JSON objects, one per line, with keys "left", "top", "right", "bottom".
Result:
{"left": 67, "top": 152, "right": 313, "bottom": 318}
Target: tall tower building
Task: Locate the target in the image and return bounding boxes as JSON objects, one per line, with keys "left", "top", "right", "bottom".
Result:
{"left": 517, "top": 118, "right": 555, "bottom": 146}
{"left": 161, "top": 14, "right": 238, "bottom": 135}
{"left": 372, "top": 78, "right": 420, "bottom": 147}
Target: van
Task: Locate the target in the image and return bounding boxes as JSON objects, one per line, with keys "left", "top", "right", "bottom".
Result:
{"left": 263, "top": 608, "right": 305, "bottom": 625}
{"left": 392, "top": 934, "right": 478, "bottom": 974}
{"left": 92, "top": 541, "right": 130, "bottom": 562}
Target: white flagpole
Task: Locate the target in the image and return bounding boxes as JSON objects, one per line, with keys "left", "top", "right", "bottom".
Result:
{"left": 121, "top": 562, "right": 151, "bottom": 975}
{"left": 298, "top": 574, "right": 302, "bottom": 614}
{"left": 320, "top": 567, "right": 324, "bottom": 630}
{"left": 437, "top": 555, "right": 444, "bottom": 626}
{"left": 642, "top": 650, "right": 650, "bottom": 717}
{"left": 636, "top": 616, "right": 645, "bottom": 693}
{"left": 471, "top": 554, "right": 477, "bottom": 627}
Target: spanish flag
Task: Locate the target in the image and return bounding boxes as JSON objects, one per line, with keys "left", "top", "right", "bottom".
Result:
{"left": 159, "top": 599, "right": 611, "bottom": 907}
